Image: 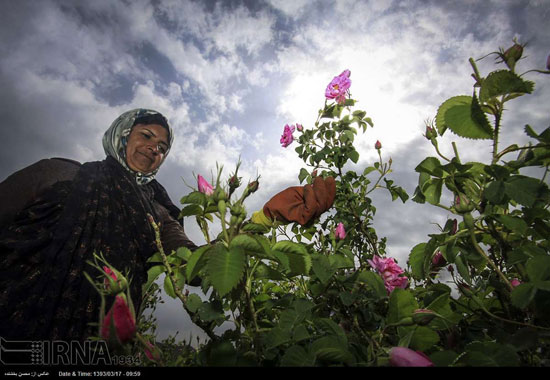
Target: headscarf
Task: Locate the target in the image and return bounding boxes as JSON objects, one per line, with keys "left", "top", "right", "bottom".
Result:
{"left": 102, "top": 108, "right": 174, "bottom": 185}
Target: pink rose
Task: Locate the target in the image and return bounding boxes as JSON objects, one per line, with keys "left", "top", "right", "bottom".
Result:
{"left": 375, "top": 140, "right": 382, "bottom": 150}
{"left": 511, "top": 278, "right": 521, "bottom": 288}
{"left": 101, "top": 295, "right": 136, "bottom": 344}
{"left": 335, "top": 222, "right": 346, "bottom": 240}
{"left": 325, "top": 69, "right": 351, "bottom": 104}
{"left": 280, "top": 124, "right": 295, "bottom": 148}
{"left": 368, "top": 255, "right": 408, "bottom": 293}
{"left": 389, "top": 347, "right": 434, "bottom": 367}
{"left": 197, "top": 174, "right": 214, "bottom": 195}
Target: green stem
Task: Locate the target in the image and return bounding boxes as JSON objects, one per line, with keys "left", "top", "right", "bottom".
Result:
{"left": 492, "top": 106, "right": 503, "bottom": 165}
{"left": 148, "top": 214, "right": 218, "bottom": 342}
{"left": 466, "top": 221, "right": 513, "bottom": 291}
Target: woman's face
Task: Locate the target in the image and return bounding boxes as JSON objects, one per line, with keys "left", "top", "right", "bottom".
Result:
{"left": 125, "top": 123, "right": 169, "bottom": 174}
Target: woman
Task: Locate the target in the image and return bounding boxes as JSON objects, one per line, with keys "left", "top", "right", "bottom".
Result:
{"left": 0, "top": 108, "right": 336, "bottom": 342}
{"left": 0, "top": 109, "right": 196, "bottom": 341}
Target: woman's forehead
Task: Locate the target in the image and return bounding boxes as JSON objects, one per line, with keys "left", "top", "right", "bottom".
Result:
{"left": 132, "top": 123, "right": 169, "bottom": 141}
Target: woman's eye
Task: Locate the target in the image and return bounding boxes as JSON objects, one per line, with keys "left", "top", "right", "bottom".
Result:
{"left": 141, "top": 133, "right": 151, "bottom": 139}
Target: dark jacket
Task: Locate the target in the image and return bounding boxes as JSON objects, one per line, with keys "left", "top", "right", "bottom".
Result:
{"left": 0, "top": 157, "right": 196, "bottom": 253}
{"left": 0, "top": 157, "right": 197, "bottom": 341}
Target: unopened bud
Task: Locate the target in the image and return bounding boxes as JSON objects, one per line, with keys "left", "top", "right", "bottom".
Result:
{"left": 432, "top": 251, "right": 446, "bottom": 268}
{"left": 425, "top": 125, "right": 437, "bottom": 140}
{"left": 412, "top": 309, "right": 437, "bottom": 326}
{"left": 103, "top": 266, "right": 128, "bottom": 295}
{"left": 450, "top": 219, "right": 458, "bottom": 235}
{"left": 228, "top": 175, "right": 241, "bottom": 190}
{"left": 311, "top": 169, "right": 318, "bottom": 178}
{"left": 296, "top": 123, "right": 303, "bottom": 131}
{"left": 454, "top": 193, "right": 474, "bottom": 214}
{"left": 503, "top": 42, "right": 523, "bottom": 70}
{"left": 375, "top": 140, "right": 382, "bottom": 150}
{"left": 247, "top": 181, "right": 259, "bottom": 194}
{"left": 213, "top": 187, "right": 228, "bottom": 203}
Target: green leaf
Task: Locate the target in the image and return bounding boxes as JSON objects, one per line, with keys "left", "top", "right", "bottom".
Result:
{"left": 357, "top": 270, "right": 387, "bottom": 299}
{"left": 387, "top": 288, "right": 418, "bottom": 324}
{"left": 455, "top": 254, "right": 472, "bottom": 284}
{"left": 185, "top": 245, "right": 211, "bottom": 283}
{"left": 420, "top": 178, "right": 443, "bottom": 205}
{"left": 511, "top": 283, "right": 537, "bottom": 309}
{"left": 415, "top": 157, "right": 443, "bottom": 177}
{"left": 435, "top": 95, "right": 470, "bottom": 136}
{"left": 504, "top": 175, "right": 545, "bottom": 207}
{"left": 143, "top": 264, "right": 165, "bottom": 294}
{"left": 206, "top": 245, "right": 246, "bottom": 296}
{"left": 311, "top": 336, "right": 354, "bottom": 364}
{"left": 230, "top": 234, "right": 265, "bottom": 257}
{"left": 479, "top": 70, "right": 534, "bottom": 103}
{"left": 493, "top": 215, "right": 528, "bottom": 235}
{"left": 407, "top": 325, "right": 440, "bottom": 351}
{"left": 185, "top": 293, "right": 203, "bottom": 313}
{"left": 272, "top": 241, "right": 311, "bottom": 276}
{"left": 443, "top": 96, "right": 493, "bottom": 140}
{"left": 484, "top": 180, "right": 506, "bottom": 204}
{"left": 264, "top": 326, "right": 292, "bottom": 349}
{"left": 163, "top": 272, "right": 185, "bottom": 299}
{"left": 526, "top": 255, "right": 550, "bottom": 282}
{"left": 409, "top": 243, "right": 429, "bottom": 280}
{"left": 312, "top": 254, "right": 336, "bottom": 284}
{"left": 280, "top": 345, "right": 316, "bottom": 366}
{"left": 298, "top": 168, "right": 309, "bottom": 184}
{"left": 241, "top": 223, "right": 269, "bottom": 234}
{"left": 463, "top": 341, "right": 519, "bottom": 367}
{"left": 348, "top": 149, "right": 360, "bottom": 164}
{"left": 180, "top": 191, "right": 206, "bottom": 205}
{"left": 176, "top": 246, "right": 192, "bottom": 261}
{"left": 179, "top": 204, "right": 203, "bottom": 218}
{"left": 197, "top": 300, "right": 225, "bottom": 323}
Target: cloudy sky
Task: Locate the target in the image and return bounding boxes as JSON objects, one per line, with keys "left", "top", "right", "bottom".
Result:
{"left": 1, "top": 0, "right": 549, "bottom": 343}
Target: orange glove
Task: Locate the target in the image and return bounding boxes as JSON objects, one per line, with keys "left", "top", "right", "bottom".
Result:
{"left": 262, "top": 176, "right": 336, "bottom": 226}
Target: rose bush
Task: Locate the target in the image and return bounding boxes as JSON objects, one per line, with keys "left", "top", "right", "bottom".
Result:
{"left": 95, "top": 42, "right": 549, "bottom": 367}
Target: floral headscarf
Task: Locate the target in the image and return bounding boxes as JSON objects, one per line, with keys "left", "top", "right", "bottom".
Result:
{"left": 102, "top": 109, "right": 173, "bottom": 185}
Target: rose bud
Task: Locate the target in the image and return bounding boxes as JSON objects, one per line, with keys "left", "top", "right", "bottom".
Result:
{"left": 144, "top": 341, "right": 162, "bottom": 362}
{"left": 389, "top": 347, "right": 434, "bottom": 367}
{"left": 296, "top": 123, "right": 303, "bottom": 131}
{"left": 454, "top": 193, "right": 474, "bottom": 214}
{"left": 432, "top": 251, "right": 446, "bottom": 268}
{"left": 335, "top": 222, "right": 346, "bottom": 240}
{"left": 412, "top": 309, "right": 438, "bottom": 326}
{"left": 375, "top": 140, "right": 382, "bottom": 150}
{"left": 101, "top": 295, "right": 136, "bottom": 344}
{"left": 425, "top": 125, "right": 437, "bottom": 140}
{"left": 503, "top": 42, "right": 523, "bottom": 70}
{"left": 197, "top": 174, "right": 214, "bottom": 196}
{"left": 247, "top": 180, "right": 259, "bottom": 194}
{"left": 103, "top": 266, "right": 128, "bottom": 295}
{"left": 511, "top": 278, "right": 521, "bottom": 288}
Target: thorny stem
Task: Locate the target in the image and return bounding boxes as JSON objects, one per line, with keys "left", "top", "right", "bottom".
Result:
{"left": 466, "top": 223, "right": 513, "bottom": 291}
{"left": 147, "top": 213, "right": 218, "bottom": 341}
